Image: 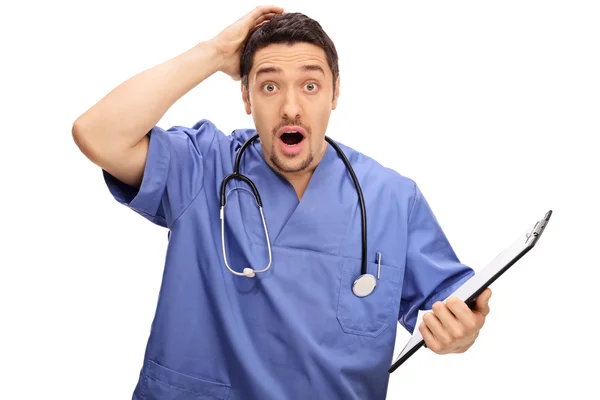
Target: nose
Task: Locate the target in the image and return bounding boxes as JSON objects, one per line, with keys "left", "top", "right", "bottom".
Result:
{"left": 280, "top": 89, "right": 302, "bottom": 120}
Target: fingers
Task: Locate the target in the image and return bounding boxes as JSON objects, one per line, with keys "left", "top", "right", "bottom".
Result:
{"left": 248, "top": 5, "right": 284, "bottom": 21}
{"left": 255, "top": 12, "right": 278, "bottom": 27}
{"left": 446, "top": 297, "right": 482, "bottom": 333}
{"left": 475, "top": 288, "right": 492, "bottom": 316}
{"left": 419, "top": 320, "right": 443, "bottom": 353}
{"left": 420, "top": 295, "right": 490, "bottom": 355}
{"left": 247, "top": 6, "right": 284, "bottom": 32}
{"left": 423, "top": 301, "right": 464, "bottom": 345}
{"left": 428, "top": 299, "right": 483, "bottom": 341}
{"left": 445, "top": 297, "right": 474, "bottom": 325}
{"left": 419, "top": 313, "right": 447, "bottom": 354}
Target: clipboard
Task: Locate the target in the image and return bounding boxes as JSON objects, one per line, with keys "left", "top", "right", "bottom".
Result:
{"left": 388, "top": 209, "right": 552, "bottom": 373}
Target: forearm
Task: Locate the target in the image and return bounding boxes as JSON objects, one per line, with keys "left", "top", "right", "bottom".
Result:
{"left": 72, "top": 40, "right": 223, "bottom": 154}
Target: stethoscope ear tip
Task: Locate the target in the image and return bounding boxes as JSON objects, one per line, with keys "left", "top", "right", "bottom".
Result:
{"left": 243, "top": 268, "right": 256, "bottom": 278}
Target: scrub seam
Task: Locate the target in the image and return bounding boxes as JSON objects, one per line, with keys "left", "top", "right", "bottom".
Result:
{"left": 406, "top": 180, "right": 418, "bottom": 224}
{"left": 249, "top": 242, "right": 381, "bottom": 266}
{"left": 169, "top": 131, "right": 217, "bottom": 228}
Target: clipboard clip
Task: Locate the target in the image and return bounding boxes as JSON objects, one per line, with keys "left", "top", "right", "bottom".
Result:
{"left": 526, "top": 223, "right": 541, "bottom": 240}
{"left": 525, "top": 210, "right": 552, "bottom": 243}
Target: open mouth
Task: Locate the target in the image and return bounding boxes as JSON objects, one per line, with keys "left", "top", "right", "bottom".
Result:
{"left": 280, "top": 131, "right": 304, "bottom": 146}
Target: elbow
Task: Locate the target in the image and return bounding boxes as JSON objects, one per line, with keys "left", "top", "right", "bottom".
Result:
{"left": 71, "top": 117, "right": 85, "bottom": 147}
{"left": 72, "top": 117, "right": 101, "bottom": 164}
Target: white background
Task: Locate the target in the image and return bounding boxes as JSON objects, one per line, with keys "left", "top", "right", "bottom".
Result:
{"left": 1, "top": 0, "right": 598, "bottom": 398}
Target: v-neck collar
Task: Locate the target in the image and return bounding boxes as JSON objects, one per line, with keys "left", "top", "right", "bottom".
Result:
{"left": 238, "top": 137, "right": 357, "bottom": 255}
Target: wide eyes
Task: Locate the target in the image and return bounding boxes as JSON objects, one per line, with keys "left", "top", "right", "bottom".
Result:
{"left": 305, "top": 82, "right": 318, "bottom": 92}
{"left": 261, "top": 82, "right": 319, "bottom": 93}
{"left": 263, "top": 83, "right": 277, "bottom": 92}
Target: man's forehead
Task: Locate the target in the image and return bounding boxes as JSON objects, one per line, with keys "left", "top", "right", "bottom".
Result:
{"left": 251, "top": 43, "right": 329, "bottom": 76}
{"left": 254, "top": 64, "right": 326, "bottom": 80}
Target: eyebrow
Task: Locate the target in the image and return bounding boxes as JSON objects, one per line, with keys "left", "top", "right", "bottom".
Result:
{"left": 255, "top": 64, "right": 326, "bottom": 79}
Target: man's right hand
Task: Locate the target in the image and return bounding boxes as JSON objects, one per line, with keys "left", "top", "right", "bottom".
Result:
{"left": 210, "top": 5, "right": 285, "bottom": 81}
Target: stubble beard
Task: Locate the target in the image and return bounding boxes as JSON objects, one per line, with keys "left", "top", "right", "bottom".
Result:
{"left": 269, "top": 121, "right": 314, "bottom": 174}
{"left": 270, "top": 146, "right": 314, "bottom": 174}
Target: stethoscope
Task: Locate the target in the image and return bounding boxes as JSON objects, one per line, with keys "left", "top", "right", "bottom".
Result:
{"left": 219, "top": 134, "right": 378, "bottom": 298}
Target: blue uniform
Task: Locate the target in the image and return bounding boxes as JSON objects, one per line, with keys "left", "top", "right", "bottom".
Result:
{"left": 103, "top": 119, "right": 474, "bottom": 400}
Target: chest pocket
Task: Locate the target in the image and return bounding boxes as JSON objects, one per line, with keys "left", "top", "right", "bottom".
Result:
{"left": 336, "top": 257, "right": 404, "bottom": 338}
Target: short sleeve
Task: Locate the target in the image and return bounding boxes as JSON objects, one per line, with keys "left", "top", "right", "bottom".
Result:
{"left": 102, "top": 119, "right": 218, "bottom": 228}
{"left": 398, "top": 183, "right": 475, "bottom": 333}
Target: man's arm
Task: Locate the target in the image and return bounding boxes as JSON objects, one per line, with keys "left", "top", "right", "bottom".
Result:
{"left": 72, "top": 6, "right": 285, "bottom": 188}
{"left": 399, "top": 182, "right": 492, "bottom": 354}
{"left": 72, "top": 41, "right": 224, "bottom": 188}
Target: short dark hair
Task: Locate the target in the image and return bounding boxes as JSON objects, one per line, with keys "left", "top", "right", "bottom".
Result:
{"left": 240, "top": 12, "right": 339, "bottom": 94}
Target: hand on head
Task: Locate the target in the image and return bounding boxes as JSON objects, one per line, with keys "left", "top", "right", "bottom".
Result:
{"left": 210, "top": 6, "right": 285, "bottom": 80}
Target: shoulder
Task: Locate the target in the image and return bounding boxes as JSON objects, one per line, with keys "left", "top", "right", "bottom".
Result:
{"left": 153, "top": 118, "right": 221, "bottom": 156}
{"left": 159, "top": 118, "right": 258, "bottom": 154}
{"left": 332, "top": 138, "right": 418, "bottom": 205}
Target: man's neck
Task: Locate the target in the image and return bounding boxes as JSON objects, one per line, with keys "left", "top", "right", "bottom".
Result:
{"left": 281, "top": 145, "right": 328, "bottom": 200}
{"left": 283, "top": 171, "right": 313, "bottom": 200}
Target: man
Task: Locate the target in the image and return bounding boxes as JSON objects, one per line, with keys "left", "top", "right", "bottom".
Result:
{"left": 73, "top": 6, "right": 491, "bottom": 399}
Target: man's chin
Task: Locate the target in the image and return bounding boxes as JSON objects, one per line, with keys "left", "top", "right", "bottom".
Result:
{"left": 271, "top": 152, "right": 314, "bottom": 174}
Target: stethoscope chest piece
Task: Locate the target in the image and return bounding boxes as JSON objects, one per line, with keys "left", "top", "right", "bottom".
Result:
{"left": 352, "top": 274, "right": 377, "bottom": 297}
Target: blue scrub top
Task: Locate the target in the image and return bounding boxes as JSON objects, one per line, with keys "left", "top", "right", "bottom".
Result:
{"left": 103, "top": 119, "right": 474, "bottom": 400}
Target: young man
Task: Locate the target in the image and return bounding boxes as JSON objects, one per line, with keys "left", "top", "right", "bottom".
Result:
{"left": 73, "top": 6, "right": 491, "bottom": 400}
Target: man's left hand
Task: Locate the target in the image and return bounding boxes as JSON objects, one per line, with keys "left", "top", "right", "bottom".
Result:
{"left": 419, "top": 288, "right": 492, "bottom": 354}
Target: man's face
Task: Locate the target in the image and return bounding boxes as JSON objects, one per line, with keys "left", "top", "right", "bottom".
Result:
{"left": 243, "top": 42, "right": 340, "bottom": 175}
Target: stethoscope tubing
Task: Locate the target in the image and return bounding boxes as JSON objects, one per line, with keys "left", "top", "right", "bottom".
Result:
{"left": 219, "top": 134, "right": 369, "bottom": 279}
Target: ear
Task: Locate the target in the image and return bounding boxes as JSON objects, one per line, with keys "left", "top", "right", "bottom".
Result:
{"left": 331, "top": 75, "right": 341, "bottom": 110}
{"left": 241, "top": 82, "right": 251, "bottom": 115}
